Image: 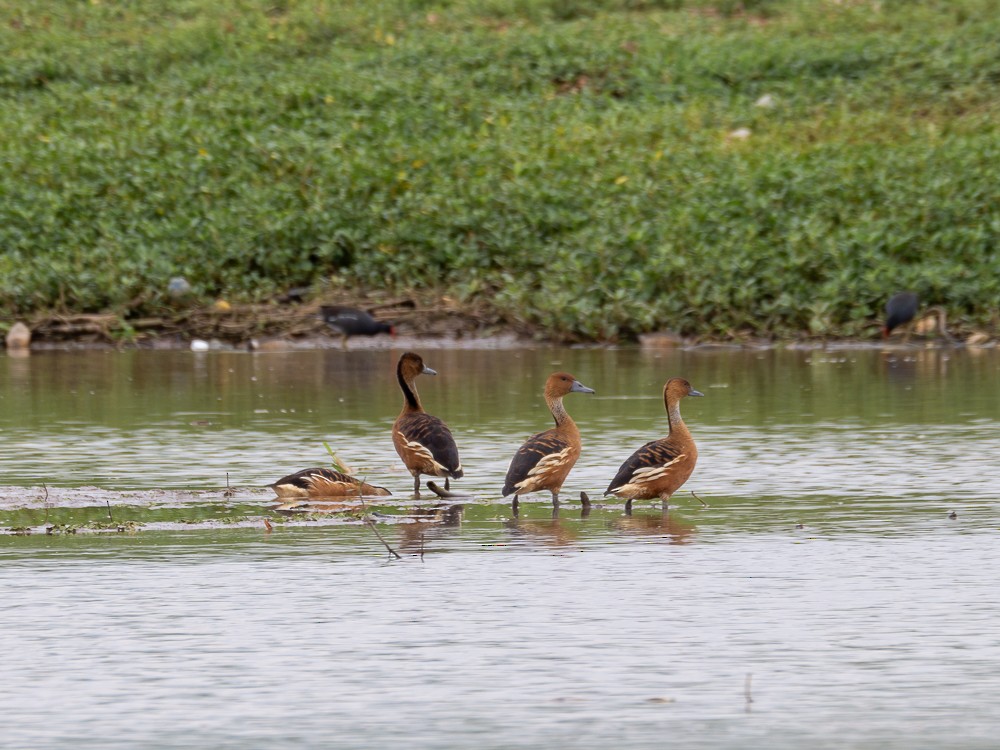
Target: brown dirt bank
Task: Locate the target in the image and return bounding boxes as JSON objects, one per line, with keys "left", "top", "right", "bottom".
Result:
{"left": 4, "top": 291, "right": 537, "bottom": 351}
{"left": 2, "top": 290, "right": 995, "bottom": 352}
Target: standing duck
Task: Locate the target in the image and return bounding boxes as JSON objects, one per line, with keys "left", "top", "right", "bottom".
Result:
{"left": 392, "top": 352, "right": 463, "bottom": 497}
{"left": 605, "top": 377, "right": 703, "bottom": 513}
{"left": 320, "top": 305, "right": 394, "bottom": 349}
{"left": 502, "top": 372, "right": 595, "bottom": 507}
{"left": 269, "top": 467, "right": 391, "bottom": 498}
{"left": 882, "top": 292, "right": 918, "bottom": 339}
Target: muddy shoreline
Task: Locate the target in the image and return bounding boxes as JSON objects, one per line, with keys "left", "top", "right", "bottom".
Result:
{"left": 3, "top": 292, "right": 993, "bottom": 352}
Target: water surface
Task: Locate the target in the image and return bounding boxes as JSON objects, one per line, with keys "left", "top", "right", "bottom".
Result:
{"left": 2, "top": 345, "right": 999, "bottom": 748}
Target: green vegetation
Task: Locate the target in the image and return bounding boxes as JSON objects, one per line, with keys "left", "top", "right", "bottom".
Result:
{"left": 1, "top": 0, "right": 998, "bottom": 340}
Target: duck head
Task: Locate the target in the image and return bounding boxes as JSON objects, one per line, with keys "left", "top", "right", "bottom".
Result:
{"left": 545, "top": 372, "right": 595, "bottom": 398}
{"left": 398, "top": 352, "right": 436, "bottom": 379}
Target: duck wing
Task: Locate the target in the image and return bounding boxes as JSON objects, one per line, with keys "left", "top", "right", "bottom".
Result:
{"left": 605, "top": 440, "right": 685, "bottom": 495}
{"left": 270, "top": 468, "right": 390, "bottom": 497}
{"left": 397, "top": 412, "right": 463, "bottom": 477}
{"left": 502, "top": 431, "right": 571, "bottom": 496}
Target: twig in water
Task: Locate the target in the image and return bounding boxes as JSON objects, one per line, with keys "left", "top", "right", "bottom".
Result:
{"left": 357, "top": 478, "right": 401, "bottom": 560}
{"left": 263, "top": 517, "right": 273, "bottom": 532}
{"left": 420, "top": 531, "right": 425, "bottom": 563}
{"left": 691, "top": 490, "right": 708, "bottom": 507}
{"left": 365, "top": 518, "right": 402, "bottom": 560}
{"left": 43, "top": 482, "right": 50, "bottom": 523}
{"left": 106, "top": 501, "right": 114, "bottom": 522}
{"left": 744, "top": 673, "right": 754, "bottom": 709}
{"left": 223, "top": 472, "right": 235, "bottom": 498}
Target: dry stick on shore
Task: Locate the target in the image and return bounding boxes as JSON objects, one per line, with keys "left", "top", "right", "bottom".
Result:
{"left": 356, "top": 479, "right": 401, "bottom": 560}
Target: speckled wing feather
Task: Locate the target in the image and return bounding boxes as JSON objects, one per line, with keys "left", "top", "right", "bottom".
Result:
{"left": 605, "top": 440, "right": 683, "bottom": 495}
{"left": 397, "top": 412, "right": 463, "bottom": 477}
{"left": 502, "top": 431, "right": 571, "bottom": 496}
{"left": 270, "top": 468, "right": 390, "bottom": 498}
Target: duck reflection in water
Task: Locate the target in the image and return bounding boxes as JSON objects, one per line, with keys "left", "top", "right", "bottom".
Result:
{"left": 504, "top": 495, "right": 595, "bottom": 547}
{"left": 395, "top": 504, "right": 465, "bottom": 553}
{"left": 504, "top": 515, "right": 580, "bottom": 548}
{"left": 611, "top": 510, "right": 697, "bottom": 545}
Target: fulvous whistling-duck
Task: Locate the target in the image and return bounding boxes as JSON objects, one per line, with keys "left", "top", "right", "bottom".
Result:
{"left": 320, "top": 305, "right": 395, "bottom": 349}
{"left": 392, "top": 352, "right": 463, "bottom": 497}
{"left": 882, "top": 292, "right": 918, "bottom": 339}
{"left": 605, "top": 377, "right": 703, "bottom": 513}
{"left": 502, "top": 372, "right": 595, "bottom": 507}
{"left": 270, "top": 467, "right": 391, "bottom": 498}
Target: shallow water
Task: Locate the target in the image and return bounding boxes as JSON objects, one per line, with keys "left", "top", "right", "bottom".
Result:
{"left": 2, "top": 345, "right": 999, "bottom": 748}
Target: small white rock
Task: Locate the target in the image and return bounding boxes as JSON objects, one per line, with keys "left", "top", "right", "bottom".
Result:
{"left": 5, "top": 321, "right": 31, "bottom": 350}
{"left": 168, "top": 277, "right": 192, "bottom": 298}
{"left": 754, "top": 94, "right": 776, "bottom": 109}
{"left": 727, "top": 127, "right": 752, "bottom": 141}
{"left": 190, "top": 339, "right": 210, "bottom": 352}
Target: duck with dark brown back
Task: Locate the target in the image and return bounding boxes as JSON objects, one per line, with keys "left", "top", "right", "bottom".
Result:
{"left": 882, "top": 292, "right": 918, "bottom": 339}
{"left": 501, "top": 372, "right": 595, "bottom": 508}
{"left": 320, "top": 305, "right": 395, "bottom": 349}
{"left": 605, "top": 377, "right": 703, "bottom": 513}
{"left": 269, "top": 467, "right": 391, "bottom": 498}
{"left": 392, "top": 352, "right": 463, "bottom": 498}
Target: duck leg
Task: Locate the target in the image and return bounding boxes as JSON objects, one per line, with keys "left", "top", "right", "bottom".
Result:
{"left": 445, "top": 477, "right": 450, "bottom": 491}
{"left": 511, "top": 494, "right": 519, "bottom": 515}
{"left": 412, "top": 474, "right": 421, "bottom": 498}
{"left": 624, "top": 498, "right": 633, "bottom": 515}
{"left": 340, "top": 332, "right": 349, "bottom": 350}
{"left": 551, "top": 491, "right": 560, "bottom": 507}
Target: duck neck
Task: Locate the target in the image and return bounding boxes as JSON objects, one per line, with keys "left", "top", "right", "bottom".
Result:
{"left": 547, "top": 395, "right": 578, "bottom": 435}
{"left": 665, "top": 395, "right": 690, "bottom": 440}
{"left": 397, "top": 368, "right": 422, "bottom": 413}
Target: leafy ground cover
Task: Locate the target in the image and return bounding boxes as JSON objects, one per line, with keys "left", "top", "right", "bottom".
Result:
{"left": 1, "top": 0, "right": 998, "bottom": 340}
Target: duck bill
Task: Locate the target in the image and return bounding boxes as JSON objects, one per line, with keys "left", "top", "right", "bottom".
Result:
{"left": 422, "top": 365, "right": 438, "bottom": 376}
{"left": 571, "top": 380, "right": 595, "bottom": 394}
{"left": 689, "top": 389, "right": 705, "bottom": 397}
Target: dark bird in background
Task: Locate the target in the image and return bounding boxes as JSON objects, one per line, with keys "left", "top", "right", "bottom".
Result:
{"left": 320, "top": 305, "right": 395, "bottom": 349}
{"left": 882, "top": 292, "right": 919, "bottom": 339}
{"left": 502, "top": 372, "right": 595, "bottom": 508}
{"left": 392, "top": 352, "right": 464, "bottom": 498}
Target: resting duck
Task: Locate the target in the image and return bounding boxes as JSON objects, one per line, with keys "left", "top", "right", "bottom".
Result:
{"left": 605, "top": 377, "right": 703, "bottom": 513}
{"left": 502, "top": 372, "right": 595, "bottom": 507}
{"left": 882, "top": 292, "right": 918, "bottom": 339}
{"left": 320, "top": 305, "right": 394, "bottom": 349}
{"left": 270, "top": 467, "right": 391, "bottom": 498}
{"left": 392, "top": 352, "right": 463, "bottom": 497}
